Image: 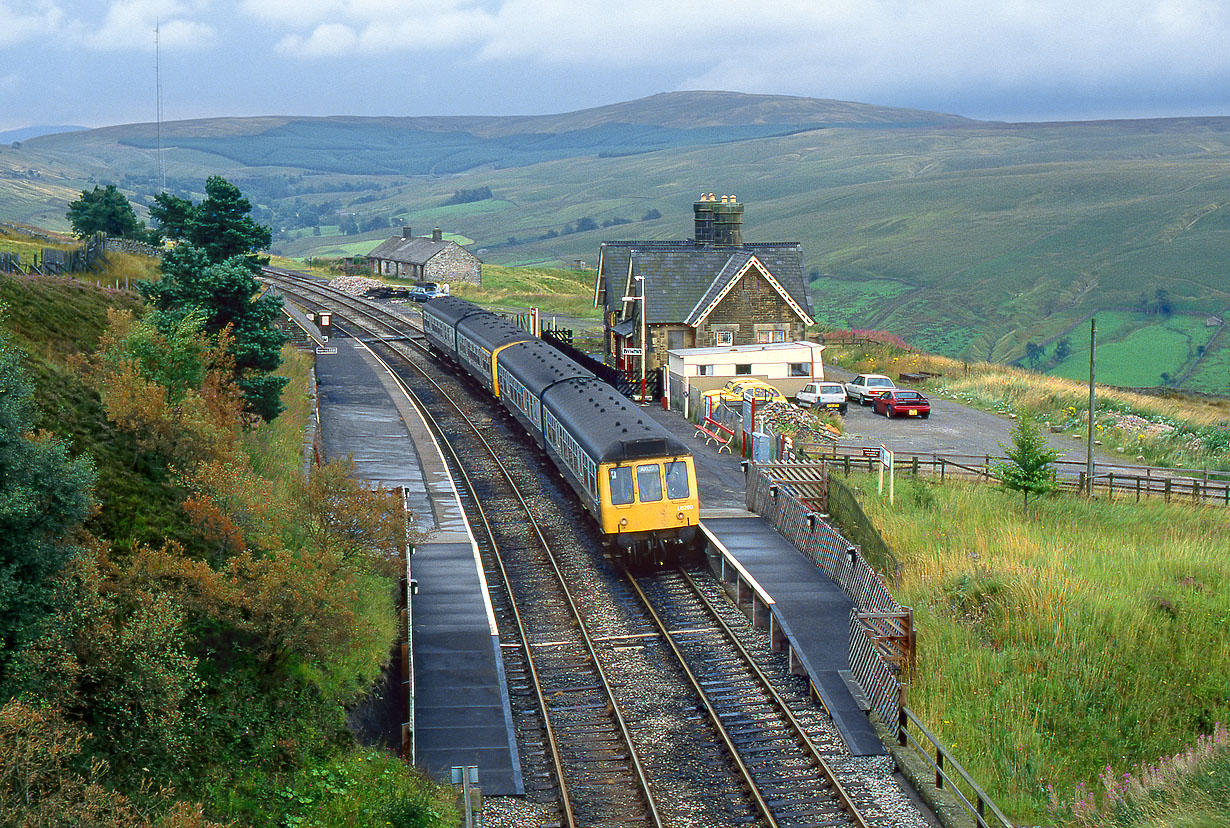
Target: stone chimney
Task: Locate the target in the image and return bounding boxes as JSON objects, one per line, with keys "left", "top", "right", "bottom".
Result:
{"left": 401, "top": 226, "right": 413, "bottom": 238}
{"left": 432, "top": 228, "right": 443, "bottom": 242}
{"left": 693, "top": 193, "right": 743, "bottom": 246}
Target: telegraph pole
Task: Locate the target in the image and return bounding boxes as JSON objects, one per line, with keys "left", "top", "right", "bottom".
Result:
{"left": 1087, "top": 318, "right": 1096, "bottom": 497}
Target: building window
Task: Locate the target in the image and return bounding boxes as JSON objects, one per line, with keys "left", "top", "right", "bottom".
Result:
{"left": 757, "top": 330, "right": 770, "bottom": 344}
{"left": 790, "top": 362, "right": 809, "bottom": 377}
{"left": 735, "top": 364, "right": 752, "bottom": 375}
{"left": 697, "top": 364, "right": 714, "bottom": 376}
{"left": 668, "top": 329, "right": 688, "bottom": 350}
{"left": 772, "top": 330, "right": 787, "bottom": 343}
{"left": 716, "top": 330, "right": 733, "bottom": 346}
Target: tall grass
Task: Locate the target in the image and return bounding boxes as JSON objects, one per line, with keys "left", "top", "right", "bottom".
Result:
{"left": 852, "top": 474, "right": 1230, "bottom": 822}
{"left": 826, "top": 343, "right": 1230, "bottom": 469}
{"left": 241, "top": 345, "right": 314, "bottom": 493}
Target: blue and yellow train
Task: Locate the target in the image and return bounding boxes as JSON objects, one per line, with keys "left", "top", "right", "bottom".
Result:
{"left": 422, "top": 296, "right": 699, "bottom": 565}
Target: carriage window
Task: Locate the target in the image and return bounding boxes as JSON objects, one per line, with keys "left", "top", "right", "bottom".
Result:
{"left": 664, "top": 461, "right": 690, "bottom": 499}
{"left": 636, "top": 464, "right": 663, "bottom": 502}
{"left": 608, "top": 467, "right": 634, "bottom": 505}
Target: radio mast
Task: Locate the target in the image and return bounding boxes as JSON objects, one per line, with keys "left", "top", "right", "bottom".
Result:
{"left": 155, "top": 20, "right": 165, "bottom": 192}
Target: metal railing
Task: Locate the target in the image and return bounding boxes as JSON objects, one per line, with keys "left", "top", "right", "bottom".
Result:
{"left": 897, "top": 707, "right": 1014, "bottom": 828}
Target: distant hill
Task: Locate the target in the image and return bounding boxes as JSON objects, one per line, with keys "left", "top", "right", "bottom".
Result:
{"left": 1, "top": 91, "right": 1227, "bottom": 392}
{"left": 0, "top": 124, "right": 87, "bottom": 143}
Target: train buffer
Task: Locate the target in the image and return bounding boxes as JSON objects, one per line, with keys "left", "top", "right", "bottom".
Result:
{"left": 694, "top": 417, "right": 735, "bottom": 453}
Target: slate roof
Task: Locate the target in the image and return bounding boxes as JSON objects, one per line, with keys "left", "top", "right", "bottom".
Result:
{"left": 367, "top": 235, "right": 458, "bottom": 265}
{"left": 596, "top": 240, "right": 813, "bottom": 326}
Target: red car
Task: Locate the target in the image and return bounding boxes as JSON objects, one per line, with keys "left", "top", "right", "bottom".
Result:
{"left": 873, "top": 389, "right": 931, "bottom": 419}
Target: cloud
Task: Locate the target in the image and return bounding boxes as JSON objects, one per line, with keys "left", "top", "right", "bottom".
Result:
{"left": 84, "top": 0, "right": 214, "bottom": 51}
{"left": 265, "top": 0, "right": 496, "bottom": 56}
{"left": 0, "top": 1, "right": 66, "bottom": 47}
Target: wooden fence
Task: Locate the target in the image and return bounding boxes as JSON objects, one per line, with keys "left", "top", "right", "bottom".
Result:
{"left": 793, "top": 442, "right": 1230, "bottom": 508}
{"left": 0, "top": 233, "right": 161, "bottom": 276}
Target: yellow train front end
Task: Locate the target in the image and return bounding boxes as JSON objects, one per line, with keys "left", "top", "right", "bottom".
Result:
{"left": 598, "top": 455, "right": 700, "bottom": 567}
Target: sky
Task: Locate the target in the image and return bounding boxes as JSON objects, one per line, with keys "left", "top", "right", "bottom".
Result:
{"left": 1, "top": 0, "right": 1229, "bottom": 132}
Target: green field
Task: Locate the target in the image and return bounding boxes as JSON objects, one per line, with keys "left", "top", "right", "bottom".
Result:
{"left": 5, "top": 92, "right": 1230, "bottom": 391}
{"left": 1048, "top": 313, "right": 1218, "bottom": 387}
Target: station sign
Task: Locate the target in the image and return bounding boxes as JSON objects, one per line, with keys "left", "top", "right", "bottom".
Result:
{"left": 623, "top": 347, "right": 643, "bottom": 356}
{"left": 315, "top": 346, "right": 338, "bottom": 355}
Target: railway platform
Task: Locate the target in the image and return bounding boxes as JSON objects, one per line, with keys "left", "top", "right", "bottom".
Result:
{"left": 314, "top": 334, "right": 523, "bottom": 795}
{"left": 640, "top": 403, "right": 887, "bottom": 757}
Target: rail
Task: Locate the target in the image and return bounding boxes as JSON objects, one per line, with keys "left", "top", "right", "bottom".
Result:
{"left": 749, "top": 461, "right": 1015, "bottom": 828}
{"left": 266, "top": 271, "right": 663, "bottom": 827}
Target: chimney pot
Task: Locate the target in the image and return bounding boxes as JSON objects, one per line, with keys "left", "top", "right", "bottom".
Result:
{"left": 432, "top": 227, "right": 442, "bottom": 242}
{"left": 402, "top": 226, "right": 413, "bottom": 238}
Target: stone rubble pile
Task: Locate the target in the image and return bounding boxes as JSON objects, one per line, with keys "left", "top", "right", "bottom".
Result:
{"left": 327, "top": 275, "right": 385, "bottom": 297}
{"left": 1103, "top": 413, "right": 1176, "bottom": 437}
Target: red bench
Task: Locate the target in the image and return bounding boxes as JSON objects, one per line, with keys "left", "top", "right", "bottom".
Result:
{"left": 693, "top": 417, "right": 735, "bottom": 454}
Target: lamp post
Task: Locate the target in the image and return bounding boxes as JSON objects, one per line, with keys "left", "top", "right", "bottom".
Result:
{"left": 622, "top": 274, "right": 648, "bottom": 404}
{"left": 638, "top": 275, "right": 647, "bottom": 403}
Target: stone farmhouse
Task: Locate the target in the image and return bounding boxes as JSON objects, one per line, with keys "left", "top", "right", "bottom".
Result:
{"left": 592, "top": 195, "right": 814, "bottom": 375}
{"left": 366, "top": 227, "right": 482, "bottom": 285}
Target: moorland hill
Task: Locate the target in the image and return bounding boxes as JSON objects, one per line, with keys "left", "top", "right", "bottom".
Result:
{"left": 2, "top": 91, "right": 1227, "bottom": 391}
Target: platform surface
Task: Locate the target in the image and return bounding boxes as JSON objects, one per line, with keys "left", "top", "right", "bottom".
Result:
{"left": 314, "top": 334, "right": 523, "bottom": 794}
{"left": 702, "top": 515, "right": 886, "bottom": 756}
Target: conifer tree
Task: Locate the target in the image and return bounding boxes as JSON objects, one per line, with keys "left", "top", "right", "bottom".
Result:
{"left": 995, "top": 418, "right": 1060, "bottom": 514}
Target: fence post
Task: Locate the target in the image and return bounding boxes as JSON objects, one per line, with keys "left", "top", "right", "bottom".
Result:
{"left": 1107, "top": 471, "right": 1113, "bottom": 502}
{"left": 912, "top": 456, "right": 919, "bottom": 477}
{"left": 940, "top": 458, "right": 946, "bottom": 483}
{"left": 1165, "top": 478, "right": 1172, "bottom": 503}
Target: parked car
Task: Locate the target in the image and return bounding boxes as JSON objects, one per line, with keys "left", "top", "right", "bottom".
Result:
{"left": 704, "top": 378, "right": 788, "bottom": 406}
{"left": 872, "top": 389, "right": 931, "bottom": 419}
{"left": 407, "top": 283, "right": 442, "bottom": 302}
{"left": 795, "top": 381, "right": 847, "bottom": 414}
{"left": 844, "top": 374, "right": 896, "bottom": 406}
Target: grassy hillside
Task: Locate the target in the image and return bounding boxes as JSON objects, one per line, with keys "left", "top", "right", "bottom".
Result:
{"left": 851, "top": 474, "right": 1230, "bottom": 823}
{"left": 3, "top": 91, "right": 1229, "bottom": 390}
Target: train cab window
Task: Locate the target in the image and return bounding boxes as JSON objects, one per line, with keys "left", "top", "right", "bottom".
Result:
{"left": 609, "top": 467, "right": 634, "bottom": 505}
{"left": 664, "top": 461, "right": 690, "bottom": 499}
{"left": 636, "top": 464, "right": 663, "bottom": 502}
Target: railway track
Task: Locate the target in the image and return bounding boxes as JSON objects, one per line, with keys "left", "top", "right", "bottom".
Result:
{"left": 261, "top": 270, "right": 912, "bottom": 828}
{"left": 631, "top": 567, "right": 868, "bottom": 828}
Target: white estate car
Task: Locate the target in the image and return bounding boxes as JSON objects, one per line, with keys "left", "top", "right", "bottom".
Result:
{"left": 795, "top": 382, "right": 848, "bottom": 414}
{"left": 844, "top": 374, "right": 896, "bottom": 406}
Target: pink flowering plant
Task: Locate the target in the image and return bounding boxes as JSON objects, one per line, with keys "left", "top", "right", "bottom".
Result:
{"left": 1048, "top": 723, "right": 1229, "bottom": 826}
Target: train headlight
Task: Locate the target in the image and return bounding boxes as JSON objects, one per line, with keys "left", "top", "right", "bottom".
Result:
{"left": 619, "top": 517, "right": 628, "bottom": 527}
{"left": 677, "top": 512, "right": 685, "bottom": 521}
